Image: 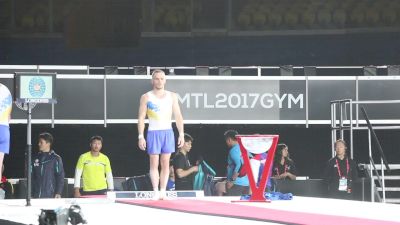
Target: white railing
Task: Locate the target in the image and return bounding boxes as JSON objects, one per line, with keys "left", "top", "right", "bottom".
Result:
{"left": 0, "top": 65, "right": 399, "bottom": 76}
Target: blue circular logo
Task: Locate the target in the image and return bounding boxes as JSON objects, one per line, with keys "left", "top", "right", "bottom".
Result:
{"left": 29, "top": 77, "right": 46, "bottom": 98}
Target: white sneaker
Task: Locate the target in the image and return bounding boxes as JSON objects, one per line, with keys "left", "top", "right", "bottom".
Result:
{"left": 152, "top": 191, "right": 160, "bottom": 200}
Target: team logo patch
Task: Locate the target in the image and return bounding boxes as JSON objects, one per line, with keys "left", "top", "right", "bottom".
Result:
{"left": 29, "top": 77, "right": 46, "bottom": 98}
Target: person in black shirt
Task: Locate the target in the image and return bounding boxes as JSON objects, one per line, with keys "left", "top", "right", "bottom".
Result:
{"left": 172, "top": 133, "right": 198, "bottom": 190}
{"left": 323, "top": 139, "right": 358, "bottom": 200}
{"left": 272, "top": 144, "right": 297, "bottom": 180}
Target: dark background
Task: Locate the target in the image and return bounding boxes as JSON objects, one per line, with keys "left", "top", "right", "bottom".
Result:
{"left": 1, "top": 0, "right": 400, "bottom": 66}
{"left": 4, "top": 124, "right": 400, "bottom": 179}
{"left": 1, "top": 33, "right": 400, "bottom": 67}
{"left": 1, "top": 0, "right": 400, "bottom": 179}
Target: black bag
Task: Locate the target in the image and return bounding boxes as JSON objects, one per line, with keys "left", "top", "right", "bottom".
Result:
{"left": 122, "top": 174, "right": 152, "bottom": 191}
{"left": 203, "top": 174, "right": 216, "bottom": 196}
{"left": 0, "top": 181, "right": 14, "bottom": 199}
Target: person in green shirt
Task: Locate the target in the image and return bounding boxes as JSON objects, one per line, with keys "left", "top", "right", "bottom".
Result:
{"left": 74, "top": 136, "right": 114, "bottom": 197}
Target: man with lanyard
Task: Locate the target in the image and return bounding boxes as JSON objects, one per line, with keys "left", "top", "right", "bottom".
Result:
{"left": 323, "top": 139, "right": 358, "bottom": 200}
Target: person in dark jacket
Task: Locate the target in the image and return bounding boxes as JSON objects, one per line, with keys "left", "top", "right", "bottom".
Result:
{"left": 32, "top": 132, "right": 65, "bottom": 198}
{"left": 323, "top": 139, "right": 358, "bottom": 200}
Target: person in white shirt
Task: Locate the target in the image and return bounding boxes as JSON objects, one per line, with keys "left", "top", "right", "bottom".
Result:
{"left": 137, "top": 70, "right": 184, "bottom": 200}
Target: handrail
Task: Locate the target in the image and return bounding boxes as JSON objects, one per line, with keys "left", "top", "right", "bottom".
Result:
{"left": 330, "top": 100, "right": 398, "bottom": 202}
{"left": 360, "top": 107, "right": 390, "bottom": 172}
{"left": 369, "top": 156, "right": 384, "bottom": 189}
{"left": 1, "top": 64, "right": 399, "bottom": 76}
{"left": 353, "top": 100, "right": 400, "bottom": 104}
{"left": 361, "top": 106, "right": 390, "bottom": 203}
{"left": 366, "top": 158, "right": 384, "bottom": 203}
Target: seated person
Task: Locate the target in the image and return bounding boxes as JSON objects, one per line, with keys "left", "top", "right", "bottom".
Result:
{"left": 74, "top": 136, "right": 114, "bottom": 197}
{"left": 173, "top": 133, "right": 198, "bottom": 190}
{"left": 272, "top": 144, "right": 296, "bottom": 180}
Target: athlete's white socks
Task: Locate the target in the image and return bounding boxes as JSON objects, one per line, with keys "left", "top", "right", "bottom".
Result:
{"left": 152, "top": 190, "right": 160, "bottom": 200}
{"left": 160, "top": 189, "right": 167, "bottom": 200}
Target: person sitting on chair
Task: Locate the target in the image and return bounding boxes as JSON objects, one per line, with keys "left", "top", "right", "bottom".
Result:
{"left": 272, "top": 143, "right": 297, "bottom": 180}
{"left": 173, "top": 133, "right": 198, "bottom": 190}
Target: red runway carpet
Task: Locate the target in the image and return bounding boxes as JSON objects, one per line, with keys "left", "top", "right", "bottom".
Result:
{"left": 117, "top": 199, "right": 399, "bottom": 225}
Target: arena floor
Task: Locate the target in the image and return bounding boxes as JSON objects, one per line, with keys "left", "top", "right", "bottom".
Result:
{"left": 0, "top": 194, "right": 399, "bottom": 225}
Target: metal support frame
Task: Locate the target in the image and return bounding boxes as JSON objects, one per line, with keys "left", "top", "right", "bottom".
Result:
{"left": 368, "top": 129, "right": 374, "bottom": 202}
{"left": 26, "top": 104, "right": 32, "bottom": 206}
{"left": 104, "top": 74, "right": 107, "bottom": 127}
{"left": 331, "top": 99, "right": 353, "bottom": 157}
{"left": 330, "top": 99, "right": 400, "bottom": 202}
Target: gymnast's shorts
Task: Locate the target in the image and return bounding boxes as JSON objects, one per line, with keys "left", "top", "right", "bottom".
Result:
{"left": 146, "top": 129, "right": 175, "bottom": 155}
{"left": 0, "top": 125, "right": 10, "bottom": 154}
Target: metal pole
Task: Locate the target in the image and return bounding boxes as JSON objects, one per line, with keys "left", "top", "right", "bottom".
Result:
{"left": 340, "top": 102, "right": 344, "bottom": 139}
{"left": 51, "top": 103, "right": 55, "bottom": 128}
{"left": 361, "top": 177, "right": 365, "bottom": 201}
{"left": 146, "top": 66, "right": 150, "bottom": 76}
{"left": 350, "top": 99, "right": 353, "bottom": 159}
{"left": 332, "top": 103, "right": 337, "bottom": 157}
{"left": 104, "top": 74, "right": 107, "bottom": 128}
{"left": 356, "top": 76, "right": 359, "bottom": 127}
{"left": 381, "top": 158, "right": 386, "bottom": 203}
{"left": 331, "top": 103, "right": 335, "bottom": 157}
{"left": 306, "top": 76, "right": 309, "bottom": 128}
{"left": 368, "top": 129, "right": 374, "bottom": 202}
{"left": 26, "top": 103, "right": 32, "bottom": 206}
{"left": 331, "top": 103, "right": 334, "bottom": 156}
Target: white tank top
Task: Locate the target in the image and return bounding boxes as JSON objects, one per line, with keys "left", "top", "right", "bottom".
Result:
{"left": 146, "top": 91, "right": 173, "bottom": 131}
{"left": 0, "top": 83, "right": 12, "bottom": 127}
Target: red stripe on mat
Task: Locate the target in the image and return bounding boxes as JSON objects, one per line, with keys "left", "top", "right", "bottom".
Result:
{"left": 117, "top": 199, "right": 399, "bottom": 225}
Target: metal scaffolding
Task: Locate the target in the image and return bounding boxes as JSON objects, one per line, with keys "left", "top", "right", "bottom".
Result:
{"left": 330, "top": 99, "right": 400, "bottom": 202}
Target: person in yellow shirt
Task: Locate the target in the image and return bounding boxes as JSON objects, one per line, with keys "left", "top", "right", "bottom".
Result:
{"left": 74, "top": 136, "right": 114, "bottom": 197}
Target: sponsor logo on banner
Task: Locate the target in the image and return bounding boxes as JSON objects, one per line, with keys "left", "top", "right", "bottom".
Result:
{"left": 114, "top": 191, "right": 200, "bottom": 199}
{"left": 126, "top": 191, "right": 179, "bottom": 199}
{"left": 178, "top": 93, "right": 303, "bottom": 109}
